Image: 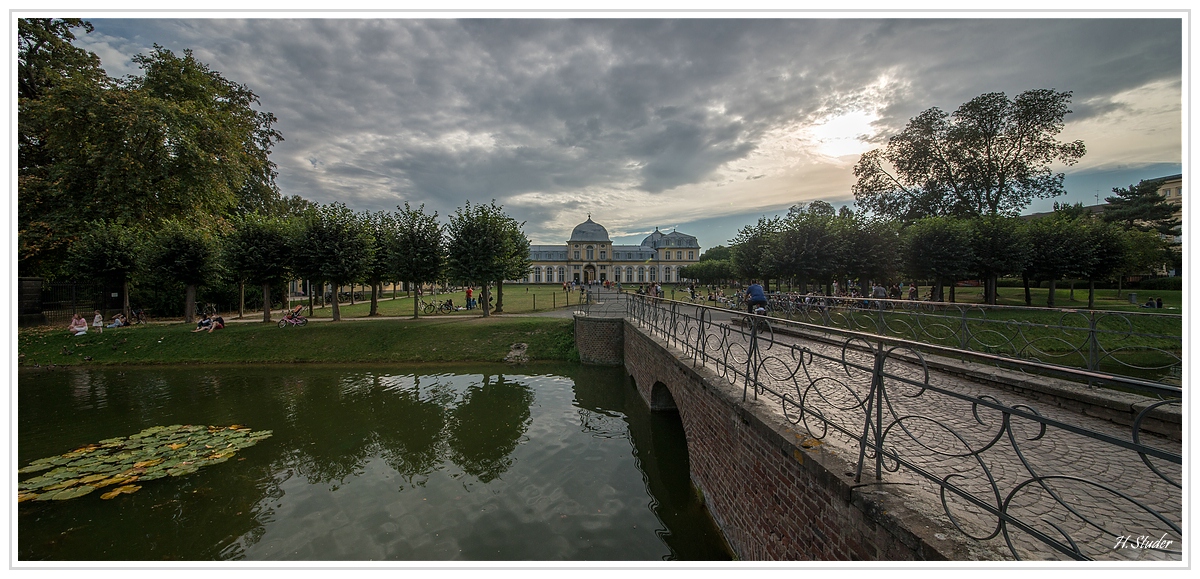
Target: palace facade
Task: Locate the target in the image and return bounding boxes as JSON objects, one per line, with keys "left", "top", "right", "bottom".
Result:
{"left": 521, "top": 217, "right": 701, "bottom": 285}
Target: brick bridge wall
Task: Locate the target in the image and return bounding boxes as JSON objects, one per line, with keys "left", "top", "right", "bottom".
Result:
{"left": 613, "top": 319, "right": 982, "bottom": 561}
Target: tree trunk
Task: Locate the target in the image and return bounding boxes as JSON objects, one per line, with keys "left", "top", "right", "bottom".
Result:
{"left": 370, "top": 282, "right": 379, "bottom": 316}
{"left": 332, "top": 288, "right": 342, "bottom": 321}
{"left": 1023, "top": 274, "right": 1032, "bottom": 306}
{"left": 239, "top": 281, "right": 245, "bottom": 319}
{"left": 1069, "top": 280, "right": 1075, "bottom": 301}
{"left": 308, "top": 281, "right": 314, "bottom": 316}
{"left": 1116, "top": 275, "right": 1123, "bottom": 299}
{"left": 1088, "top": 279, "right": 1096, "bottom": 309}
{"left": 412, "top": 281, "right": 419, "bottom": 319}
{"left": 1047, "top": 279, "right": 1057, "bottom": 308}
{"left": 495, "top": 281, "right": 505, "bottom": 313}
{"left": 262, "top": 282, "right": 272, "bottom": 323}
{"left": 122, "top": 279, "right": 131, "bottom": 321}
{"left": 185, "top": 284, "right": 196, "bottom": 323}
{"left": 949, "top": 282, "right": 956, "bottom": 303}
{"left": 350, "top": 283, "right": 356, "bottom": 305}
{"left": 482, "top": 285, "right": 491, "bottom": 317}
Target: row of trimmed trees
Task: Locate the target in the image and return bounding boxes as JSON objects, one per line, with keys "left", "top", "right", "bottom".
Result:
{"left": 682, "top": 201, "right": 1174, "bottom": 309}
{"left": 68, "top": 201, "right": 532, "bottom": 323}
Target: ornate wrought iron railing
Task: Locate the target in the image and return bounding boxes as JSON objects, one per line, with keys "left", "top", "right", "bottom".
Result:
{"left": 749, "top": 294, "right": 1182, "bottom": 385}
{"left": 624, "top": 294, "right": 1182, "bottom": 561}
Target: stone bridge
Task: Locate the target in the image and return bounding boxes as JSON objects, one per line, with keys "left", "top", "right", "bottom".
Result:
{"left": 572, "top": 296, "right": 1182, "bottom": 562}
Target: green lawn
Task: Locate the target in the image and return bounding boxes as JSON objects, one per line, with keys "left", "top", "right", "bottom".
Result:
{"left": 18, "top": 316, "right": 577, "bottom": 367}
{"left": 264, "top": 285, "right": 589, "bottom": 319}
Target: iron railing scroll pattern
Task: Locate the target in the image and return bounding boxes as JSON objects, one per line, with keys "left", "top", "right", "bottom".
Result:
{"left": 623, "top": 294, "right": 1181, "bottom": 561}
{"left": 758, "top": 295, "right": 1181, "bottom": 385}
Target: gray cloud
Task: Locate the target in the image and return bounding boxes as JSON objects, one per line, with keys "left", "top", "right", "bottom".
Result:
{"left": 79, "top": 17, "right": 1182, "bottom": 243}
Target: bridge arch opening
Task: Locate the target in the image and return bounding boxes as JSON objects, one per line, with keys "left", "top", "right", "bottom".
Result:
{"left": 650, "top": 381, "right": 678, "bottom": 413}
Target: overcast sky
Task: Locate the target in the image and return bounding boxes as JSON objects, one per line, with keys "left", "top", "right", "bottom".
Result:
{"left": 71, "top": 16, "right": 1184, "bottom": 249}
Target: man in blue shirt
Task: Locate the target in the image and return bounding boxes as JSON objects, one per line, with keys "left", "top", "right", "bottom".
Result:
{"left": 746, "top": 280, "right": 768, "bottom": 314}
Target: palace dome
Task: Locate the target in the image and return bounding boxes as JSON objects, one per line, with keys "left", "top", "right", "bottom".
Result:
{"left": 569, "top": 217, "right": 611, "bottom": 243}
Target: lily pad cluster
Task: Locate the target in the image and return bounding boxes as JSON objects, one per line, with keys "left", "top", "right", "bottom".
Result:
{"left": 18, "top": 424, "right": 272, "bottom": 503}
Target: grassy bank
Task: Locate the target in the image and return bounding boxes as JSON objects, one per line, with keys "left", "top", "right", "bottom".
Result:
{"left": 18, "top": 317, "right": 577, "bottom": 367}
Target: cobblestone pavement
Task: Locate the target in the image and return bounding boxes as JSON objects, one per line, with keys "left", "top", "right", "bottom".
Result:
{"left": 627, "top": 303, "right": 1182, "bottom": 562}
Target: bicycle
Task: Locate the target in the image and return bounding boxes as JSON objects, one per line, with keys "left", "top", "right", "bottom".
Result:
{"left": 130, "top": 308, "right": 148, "bottom": 325}
{"left": 416, "top": 297, "right": 455, "bottom": 315}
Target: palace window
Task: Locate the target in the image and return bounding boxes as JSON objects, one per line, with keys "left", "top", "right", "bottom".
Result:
{"left": 688, "top": 251, "right": 694, "bottom": 260}
{"left": 600, "top": 250, "right": 606, "bottom": 260}
{"left": 637, "top": 267, "right": 645, "bottom": 282}
{"left": 534, "top": 268, "right": 542, "bottom": 282}
{"left": 649, "top": 267, "right": 657, "bottom": 282}
{"left": 573, "top": 250, "right": 580, "bottom": 260}
{"left": 586, "top": 246, "right": 594, "bottom": 260}
{"left": 663, "top": 267, "right": 671, "bottom": 282}
{"left": 557, "top": 267, "right": 565, "bottom": 282}
{"left": 625, "top": 268, "right": 633, "bottom": 282}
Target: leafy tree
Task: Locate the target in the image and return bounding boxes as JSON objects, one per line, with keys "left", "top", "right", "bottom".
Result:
{"left": 766, "top": 203, "right": 838, "bottom": 292}
{"left": 730, "top": 216, "right": 782, "bottom": 289}
{"left": 853, "top": 89, "right": 1086, "bottom": 221}
{"left": 1077, "top": 218, "right": 1128, "bottom": 309}
{"left": 1102, "top": 177, "right": 1181, "bottom": 236}
{"left": 1114, "top": 229, "right": 1173, "bottom": 298}
{"left": 65, "top": 221, "right": 140, "bottom": 319}
{"left": 391, "top": 202, "right": 444, "bottom": 319}
{"left": 293, "top": 203, "right": 375, "bottom": 321}
{"left": 494, "top": 218, "right": 532, "bottom": 314}
{"left": 1022, "top": 213, "right": 1090, "bottom": 308}
{"left": 698, "top": 245, "right": 732, "bottom": 262}
{"left": 901, "top": 217, "right": 974, "bottom": 302}
{"left": 362, "top": 211, "right": 401, "bottom": 317}
{"left": 679, "top": 259, "right": 735, "bottom": 285}
{"left": 18, "top": 42, "right": 283, "bottom": 277}
{"left": 841, "top": 216, "right": 900, "bottom": 296}
{"left": 445, "top": 201, "right": 511, "bottom": 317}
{"left": 145, "top": 220, "right": 221, "bottom": 323}
{"left": 224, "top": 213, "right": 293, "bottom": 322}
{"left": 969, "top": 215, "right": 1028, "bottom": 304}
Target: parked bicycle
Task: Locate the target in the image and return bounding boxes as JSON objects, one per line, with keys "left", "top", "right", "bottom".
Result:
{"left": 417, "top": 297, "right": 455, "bottom": 315}
{"left": 277, "top": 305, "right": 308, "bottom": 328}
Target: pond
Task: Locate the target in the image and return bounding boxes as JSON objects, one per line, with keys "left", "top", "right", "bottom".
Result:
{"left": 17, "top": 363, "right": 731, "bottom": 561}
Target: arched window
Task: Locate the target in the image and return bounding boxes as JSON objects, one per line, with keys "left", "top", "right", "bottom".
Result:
{"left": 649, "top": 267, "right": 657, "bottom": 282}
{"left": 534, "top": 267, "right": 542, "bottom": 282}
{"left": 613, "top": 266, "right": 621, "bottom": 280}
{"left": 663, "top": 267, "right": 671, "bottom": 282}
{"left": 637, "top": 267, "right": 645, "bottom": 282}
{"left": 557, "top": 267, "right": 565, "bottom": 282}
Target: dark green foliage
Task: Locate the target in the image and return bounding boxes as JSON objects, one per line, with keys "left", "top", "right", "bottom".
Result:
{"left": 902, "top": 217, "right": 975, "bottom": 301}
{"left": 293, "top": 203, "right": 375, "bottom": 321}
{"left": 224, "top": 213, "right": 293, "bottom": 321}
{"left": 854, "top": 89, "right": 1086, "bottom": 221}
{"left": 698, "top": 245, "right": 732, "bottom": 262}
{"left": 392, "top": 202, "right": 444, "bottom": 318}
{"left": 1102, "top": 177, "right": 1181, "bottom": 236}
{"left": 144, "top": 220, "right": 221, "bottom": 322}
{"left": 729, "top": 216, "right": 782, "bottom": 286}
{"left": 66, "top": 221, "right": 141, "bottom": 317}
{"left": 969, "top": 215, "right": 1028, "bottom": 304}
{"left": 1138, "top": 277, "right": 1182, "bottom": 291}
{"left": 17, "top": 26, "right": 285, "bottom": 278}
{"left": 445, "top": 201, "right": 515, "bottom": 316}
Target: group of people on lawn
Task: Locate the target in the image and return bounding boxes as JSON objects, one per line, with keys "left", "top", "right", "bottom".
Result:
{"left": 67, "top": 310, "right": 129, "bottom": 336}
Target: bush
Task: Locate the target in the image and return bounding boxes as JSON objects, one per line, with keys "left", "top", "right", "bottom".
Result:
{"left": 1137, "top": 277, "right": 1182, "bottom": 291}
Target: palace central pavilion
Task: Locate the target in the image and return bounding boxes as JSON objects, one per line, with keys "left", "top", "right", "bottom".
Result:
{"left": 523, "top": 217, "right": 701, "bottom": 285}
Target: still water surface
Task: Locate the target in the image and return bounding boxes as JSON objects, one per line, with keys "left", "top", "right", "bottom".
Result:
{"left": 18, "top": 363, "right": 731, "bottom": 561}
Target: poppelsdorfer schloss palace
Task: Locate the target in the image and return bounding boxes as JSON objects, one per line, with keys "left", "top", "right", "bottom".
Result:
{"left": 522, "top": 216, "right": 701, "bottom": 285}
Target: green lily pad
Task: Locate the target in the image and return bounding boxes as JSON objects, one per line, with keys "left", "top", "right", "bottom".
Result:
{"left": 18, "top": 423, "right": 271, "bottom": 503}
{"left": 51, "top": 486, "right": 95, "bottom": 500}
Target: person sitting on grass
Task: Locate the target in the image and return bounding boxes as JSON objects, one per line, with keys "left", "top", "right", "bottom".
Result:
{"left": 1156, "top": 297, "right": 1164, "bottom": 309}
{"left": 68, "top": 313, "right": 89, "bottom": 336}
{"left": 191, "top": 313, "right": 213, "bottom": 332}
{"left": 107, "top": 313, "right": 126, "bottom": 328}
{"left": 203, "top": 315, "right": 225, "bottom": 333}
{"left": 1143, "top": 298, "right": 1156, "bottom": 309}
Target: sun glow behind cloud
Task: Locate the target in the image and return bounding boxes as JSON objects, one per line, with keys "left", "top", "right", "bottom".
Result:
{"left": 804, "top": 109, "right": 881, "bottom": 159}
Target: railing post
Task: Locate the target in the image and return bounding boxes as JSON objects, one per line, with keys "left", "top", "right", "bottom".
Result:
{"left": 744, "top": 315, "right": 759, "bottom": 402}
{"left": 959, "top": 306, "right": 969, "bottom": 350}
{"left": 854, "top": 341, "right": 888, "bottom": 482}
{"left": 1087, "top": 311, "right": 1100, "bottom": 373}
